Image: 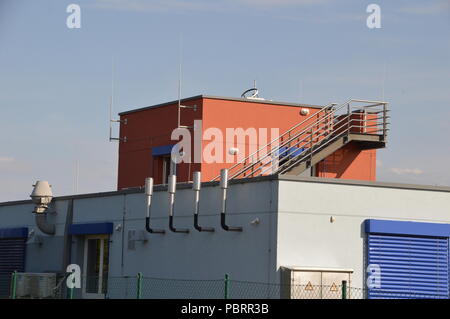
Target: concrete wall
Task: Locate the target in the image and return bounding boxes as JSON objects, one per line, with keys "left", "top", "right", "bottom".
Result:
{"left": 0, "top": 178, "right": 279, "bottom": 298}
{"left": 276, "top": 177, "right": 450, "bottom": 290}
{"left": 0, "top": 200, "right": 69, "bottom": 274}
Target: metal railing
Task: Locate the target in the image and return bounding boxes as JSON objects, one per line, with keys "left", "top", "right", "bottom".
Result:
{"left": 211, "top": 99, "right": 389, "bottom": 181}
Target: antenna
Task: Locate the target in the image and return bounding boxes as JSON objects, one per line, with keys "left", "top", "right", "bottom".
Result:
{"left": 109, "top": 57, "right": 126, "bottom": 142}
{"left": 177, "top": 33, "right": 182, "bottom": 128}
{"left": 241, "top": 80, "right": 264, "bottom": 100}
{"left": 176, "top": 33, "right": 196, "bottom": 130}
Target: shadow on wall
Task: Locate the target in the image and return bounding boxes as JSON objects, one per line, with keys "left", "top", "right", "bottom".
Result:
{"left": 316, "top": 143, "right": 376, "bottom": 180}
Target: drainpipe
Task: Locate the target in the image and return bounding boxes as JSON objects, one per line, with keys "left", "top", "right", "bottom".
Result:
{"left": 61, "top": 199, "right": 74, "bottom": 270}
{"left": 193, "top": 172, "right": 214, "bottom": 232}
{"left": 144, "top": 177, "right": 165, "bottom": 234}
{"left": 220, "top": 169, "right": 242, "bottom": 232}
{"left": 168, "top": 175, "right": 189, "bottom": 233}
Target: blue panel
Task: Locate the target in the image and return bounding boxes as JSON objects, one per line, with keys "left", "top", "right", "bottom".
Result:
{"left": 152, "top": 144, "right": 175, "bottom": 156}
{"left": 365, "top": 219, "right": 450, "bottom": 238}
{"left": 277, "top": 147, "right": 306, "bottom": 158}
{"left": 69, "top": 222, "right": 113, "bottom": 235}
{"left": 0, "top": 227, "right": 28, "bottom": 239}
{"left": 367, "top": 234, "right": 449, "bottom": 299}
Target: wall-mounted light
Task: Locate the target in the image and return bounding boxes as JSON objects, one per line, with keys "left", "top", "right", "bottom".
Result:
{"left": 300, "top": 108, "right": 310, "bottom": 116}
{"left": 229, "top": 147, "right": 239, "bottom": 156}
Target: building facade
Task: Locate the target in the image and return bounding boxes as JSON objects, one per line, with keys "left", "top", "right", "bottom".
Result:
{"left": 1, "top": 176, "right": 449, "bottom": 298}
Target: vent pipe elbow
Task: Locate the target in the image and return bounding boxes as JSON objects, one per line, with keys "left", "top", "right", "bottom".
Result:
{"left": 219, "top": 169, "right": 242, "bottom": 232}
{"left": 35, "top": 213, "right": 55, "bottom": 235}
{"left": 193, "top": 172, "right": 214, "bottom": 232}
{"left": 168, "top": 175, "right": 189, "bottom": 233}
{"left": 144, "top": 177, "right": 165, "bottom": 234}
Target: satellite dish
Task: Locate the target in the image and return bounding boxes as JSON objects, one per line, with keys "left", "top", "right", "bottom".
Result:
{"left": 241, "top": 87, "right": 259, "bottom": 99}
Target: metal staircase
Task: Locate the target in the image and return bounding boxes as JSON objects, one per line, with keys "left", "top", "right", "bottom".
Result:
{"left": 211, "top": 99, "right": 389, "bottom": 181}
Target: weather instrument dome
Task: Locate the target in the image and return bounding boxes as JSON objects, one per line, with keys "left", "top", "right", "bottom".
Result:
{"left": 241, "top": 82, "right": 265, "bottom": 100}
{"left": 30, "top": 181, "right": 53, "bottom": 213}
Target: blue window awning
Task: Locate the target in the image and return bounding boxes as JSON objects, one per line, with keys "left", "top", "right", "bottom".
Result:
{"left": 152, "top": 144, "right": 175, "bottom": 157}
{"left": 69, "top": 222, "right": 113, "bottom": 235}
{"left": 0, "top": 227, "right": 28, "bottom": 239}
{"left": 365, "top": 219, "right": 450, "bottom": 238}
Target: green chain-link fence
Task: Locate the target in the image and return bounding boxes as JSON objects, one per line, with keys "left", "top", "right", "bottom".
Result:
{"left": 4, "top": 272, "right": 448, "bottom": 299}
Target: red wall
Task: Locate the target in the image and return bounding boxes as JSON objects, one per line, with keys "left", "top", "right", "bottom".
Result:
{"left": 200, "top": 98, "right": 322, "bottom": 181}
{"left": 315, "top": 144, "right": 376, "bottom": 180}
{"left": 117, "top": 96, "right": 377, "bottom": 190}
{"left": 117, "top": 98, "right": 202, "bottom": 189}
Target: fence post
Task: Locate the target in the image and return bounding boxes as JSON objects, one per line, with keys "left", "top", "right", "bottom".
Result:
{"left": 69, "top": 286, "right": 74, "bottom": 299}
{"left": 224, "top": 274, "right": 230, "bottom": 299}
{"left": 137, "top": 272, "right": 143, "bottom": 299}
{"left": 10, "top": 271, "right": 17, "bottom": 299}
{"left": 69, "top": 274, "right": 75, "bottom": 299}
{"left": 341, "top": 280, "right": 347, "bottom": 300}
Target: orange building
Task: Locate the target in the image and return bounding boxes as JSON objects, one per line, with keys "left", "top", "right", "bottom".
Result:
{"left": 117, "top": 95, "right": 386, "bottom": 189}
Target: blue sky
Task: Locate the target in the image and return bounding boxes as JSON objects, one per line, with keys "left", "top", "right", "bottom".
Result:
{"left": 0, "top": 0, "right": 449, "bottom": 201}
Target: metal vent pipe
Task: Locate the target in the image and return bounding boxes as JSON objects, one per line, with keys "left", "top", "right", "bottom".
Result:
{"left": 220, "top": 169, "right": 242, "bottom": 232}
{"left": 193, "top": 172, "right": 214, "bottom": 232}
{"left": 168, "top": 175, "right": 189, "bottom": 233}
{"left": 144, "top": 177, "right": 165, "bottom": 234}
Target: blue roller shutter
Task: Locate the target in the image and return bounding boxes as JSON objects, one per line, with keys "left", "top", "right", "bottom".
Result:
{"left": 0, "top": 228, "right": 28, "bottom": 298}
{"left": 366, "top": 220, "right": 450, "bottom": 299}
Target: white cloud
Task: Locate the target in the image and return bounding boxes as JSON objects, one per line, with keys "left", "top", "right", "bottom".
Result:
{"left": 390, "top": 167, "right": 424, "bottom": 175}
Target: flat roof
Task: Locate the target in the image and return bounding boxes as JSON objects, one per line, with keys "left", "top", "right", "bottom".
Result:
{"left": 1, "top": 175, "right": 449, "bottom": 208}
{"left": 118, "top": 95, "right": 324, "bottom": 116}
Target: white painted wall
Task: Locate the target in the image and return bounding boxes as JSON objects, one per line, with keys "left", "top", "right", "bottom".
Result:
{"left": 277, "top": 178, "right": 450, "bottom": 289}
{"left": 1, "top": 176, "right": 450, "bottom": 298}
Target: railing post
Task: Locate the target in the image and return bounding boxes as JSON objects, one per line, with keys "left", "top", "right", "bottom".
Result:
{"left": 224, "top": 274, "right": 230, "bottom": 299}
{"left": 341, "top": 280, "right": 347, "bottom": 299}
{"left": 10, "top": 271, "right": 17, "bottom": 299}
{"left": 383, "top": 103, "right": 387, "bottom": 141}
{"left": 309, "top": 128, "right": 314, "bottom": 165}
{"left": 347, "top": 103, "right": 351, "bottom": 136}
{"left": 69, "top": 285, "right": 74, "bottom": 299}
{"left": 137, "top": 272, "right": 143, "bottom": 299}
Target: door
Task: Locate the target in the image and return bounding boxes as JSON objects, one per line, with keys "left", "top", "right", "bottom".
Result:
{"left": 82, "top": 235, "right": 109, "bottom": 299}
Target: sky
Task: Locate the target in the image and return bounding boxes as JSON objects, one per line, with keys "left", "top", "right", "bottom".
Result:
{"left": 0, "top": 0, "right": 449, "bottom": 202}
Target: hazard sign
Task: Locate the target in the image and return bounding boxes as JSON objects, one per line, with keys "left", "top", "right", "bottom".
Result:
{"left": 305, "top": 281, "right": 314, "bottom": 291}
{"left": 330, "top": 282, "right": 338, "bottom": 292}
